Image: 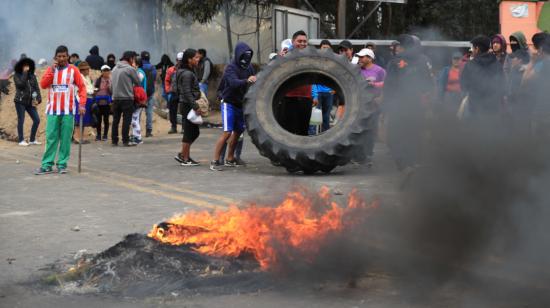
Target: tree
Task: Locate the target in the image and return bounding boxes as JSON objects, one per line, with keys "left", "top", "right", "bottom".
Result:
{"left": 167, "top": 0, "right": 277, "bottom": 62}
{"left": 306, "top": 0, "right": 499, "bottom": 40}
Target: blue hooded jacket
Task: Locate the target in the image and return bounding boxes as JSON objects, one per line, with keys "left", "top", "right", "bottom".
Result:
{"left": 219, "top": 42, "right": 255, "bottom": 108}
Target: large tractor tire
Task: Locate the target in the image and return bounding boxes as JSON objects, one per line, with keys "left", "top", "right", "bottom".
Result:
{"left": 244, "top": 47, "right": 374, "bottom": 173}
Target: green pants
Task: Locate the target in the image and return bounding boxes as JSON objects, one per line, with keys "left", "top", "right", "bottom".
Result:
{"left": 41, "top": 115, "right": 74, "bottom": 169}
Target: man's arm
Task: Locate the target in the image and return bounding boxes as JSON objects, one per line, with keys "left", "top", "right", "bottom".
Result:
{"left": 225, "top": 65, "right": 248, "bottom": 89}
{"left": 40, "top": 67, "right": 55, "bottom": 89}
{"left": 201, "top": 61, "right": 211, "bottom": 83}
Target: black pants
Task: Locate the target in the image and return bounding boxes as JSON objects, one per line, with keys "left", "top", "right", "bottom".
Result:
{"left": 168, "top": 94, "right": 178, "bottom": 129}
{"left": 15, "top": 103, "right": 40, "bottom": 142}
{"left": 275, "top": 97, "right": 312, "bottom": 136}
{"left": 180, "top": 103, "right": 200, "bottom": 143}
{"left": 111, "top": 99, "right": 135, "bottom": 144}
{"left": 95, "top": 104, "right": 110, "bottom": 139}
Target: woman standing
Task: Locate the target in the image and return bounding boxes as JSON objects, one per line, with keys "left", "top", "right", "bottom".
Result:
{"left": 94, "top": 65, "right": 112, "bottom": 141}
{"left": 156, "top": 54, "right": 174, "bottom": 106}
{"left": 13, "top": 57, "right": 41, "bottom": 146}
{"left": 130, "top": 57, "right": 147, "bottom": 145}
{"left": 73, "top": 61, "right": 95, "bottom": 144}
{"left": 174, "top": 49, "right": 202, "bottom": 166}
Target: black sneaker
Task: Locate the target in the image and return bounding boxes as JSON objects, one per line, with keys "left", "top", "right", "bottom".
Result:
{"left": 168, "top": 128, "right": 177, "bottom": 134}
{"left": 174, "top": 153, "right": 184, "bottom": 163}
{"left": 234, "top": 158, "right": 247, "bottom": 166}
{"left": 210, "top": 160, "right": 223, "bottom": 171}
{"left": 34, "top": 166, "right": 53, "bottom": 175}
{"left": 224, "top": 159, "right": 238, "bottom": 167}
{"left": 181, "top": 159, "right": 200, "bottom": 166}
{"left": 57, "top": 166, "right": 68, "bottom": 174}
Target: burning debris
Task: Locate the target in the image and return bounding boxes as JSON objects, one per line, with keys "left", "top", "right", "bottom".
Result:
{"left": 40, "top": 187, "right": 378, "bottom": 297}
{"left": 148, "top": 187, "right": 379, "bottom": 271}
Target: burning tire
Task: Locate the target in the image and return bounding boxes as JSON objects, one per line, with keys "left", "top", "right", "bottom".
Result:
{"left": 244, "top": 47, "right": 374, "bottom": 173}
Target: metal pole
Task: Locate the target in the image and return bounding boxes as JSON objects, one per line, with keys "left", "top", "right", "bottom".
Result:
{"left": 78, "top": 108, "right": 83, "bottom": 173}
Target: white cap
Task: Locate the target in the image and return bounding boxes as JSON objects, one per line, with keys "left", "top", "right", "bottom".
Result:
{"left": 100, "top": 65, "right": 111, "bottom": 71}
{"left": 356, "top": 48, "right": 375, "bottom": 60}
{"left": 281, "top": 39, "right": 292, "bottom": 51}
{"left": 176, "top": 52, "right": 184, "bottom": 61}
{"left": 269, "top": 53, "right": 278, "bottom": 60}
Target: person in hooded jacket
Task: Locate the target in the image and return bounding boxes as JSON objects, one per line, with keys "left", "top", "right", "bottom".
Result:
{"left": 210, "top": 42, "right": 256, "bottom": 171}
{"left": 383, "top": 34, "right": 434, "bottom": 171}
{"left": 156, "top": 54, "right": 174, "bottom": 106}
{"left": 522, "top": 33, "right": 550, "bottom": 137}
{"left": 106, "top": 53, "right": 116, "bottom": 70}
{"left": 110, "top": 51, "right": 140, "bottom": 146}
{"left": 460, "top": 35, "right": 505, "bottom": 117}
{"left": 173, "top": 49, "right": 203, "bottom": 166}
{"left": 85, "top": 45, "right": 105, "bottom": 71}
{"left": 504, "top": 32, "right": 529, "bottom": 76}
{"left": 491, "top": 34, "right": 508, "bottom": 66}
{"left": 13, "top": 57, "right": 41, "bottom": 146}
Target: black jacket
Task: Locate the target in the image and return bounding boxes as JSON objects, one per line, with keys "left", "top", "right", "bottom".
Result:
{"left": 13, "top": 58, "right": 41, "bottom": 106}
{"left": 383, "top": 49, "right": 434, "bottom": 116}
{"left": 85, "top": 45, "right": 105, "bottom": 70}
{"left": 460, "top": 52, "right": 505, "bottom": 115}
{"left": 176, "top": 67, "right": 200, "bottom": 109}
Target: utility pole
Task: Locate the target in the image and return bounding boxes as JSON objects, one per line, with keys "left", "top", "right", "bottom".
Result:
{"left": 337, "top": 0, "right": 347, "bottom": 38}
{"left": 224, "top": 2, "right": 234, "bottom": 61}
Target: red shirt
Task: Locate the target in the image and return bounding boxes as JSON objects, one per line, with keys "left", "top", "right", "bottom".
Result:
{"left": 446, "top": 67, "right": 461, "bottom": 93}
{"left": 285, "top": 85, "right": 312, "bottom": 98}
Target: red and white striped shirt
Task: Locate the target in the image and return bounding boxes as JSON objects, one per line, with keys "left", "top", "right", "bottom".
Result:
{"left": 40, "top": 65, "right": 86, "bottom": 115}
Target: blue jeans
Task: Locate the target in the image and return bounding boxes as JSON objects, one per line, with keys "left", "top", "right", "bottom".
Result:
{"left": 15, "top": 103, "right": 40, "bottom": 142}
{"left": 317, "top": 92, "right": 333, "bottom": 132}
{"left": 145, "top": 96, "right": 155, "bottom": 131}
{"left": 199, "top": 83, "right": 208, "bottom": 94}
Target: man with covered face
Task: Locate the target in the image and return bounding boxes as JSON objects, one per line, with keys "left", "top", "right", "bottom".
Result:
{"left": 210, "top": 42, "right": 256, "bottom": 171}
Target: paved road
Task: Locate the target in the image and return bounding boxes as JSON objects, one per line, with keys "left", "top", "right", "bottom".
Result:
{"left": 2, "top": 129, "right": 548, "bottom": 307}
{"left": 0, "top": 128, "right": 403, "bottom": 307}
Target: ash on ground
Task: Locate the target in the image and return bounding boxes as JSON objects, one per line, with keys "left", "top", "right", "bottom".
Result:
{"left": 37, "top": 234, "right": 272, "bottom": 298}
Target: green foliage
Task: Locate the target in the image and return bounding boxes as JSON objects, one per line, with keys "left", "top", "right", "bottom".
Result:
{"left": 307, "top": 0, "right": 500, "bottom": 40}
{"left": 168, "top": 0, "right": 278, "bottom": 24}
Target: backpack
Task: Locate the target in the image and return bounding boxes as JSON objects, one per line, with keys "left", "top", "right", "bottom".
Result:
{"left": 143, "top": 65, "right": 155, "bottom": 97}
{"left": 133, "top": 86, "right": 148, "bottom": 107}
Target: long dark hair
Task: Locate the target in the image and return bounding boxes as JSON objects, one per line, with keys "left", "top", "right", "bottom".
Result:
{"left": 160, "top": 54, "right": 173, "bottom": 66}
{"left": 181, "top": 49, "right": 197, "bottom": 70}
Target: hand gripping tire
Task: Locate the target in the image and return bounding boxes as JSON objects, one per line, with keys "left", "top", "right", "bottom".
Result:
{"left": 244, "top": 47, "right": 374, "bottom": 174}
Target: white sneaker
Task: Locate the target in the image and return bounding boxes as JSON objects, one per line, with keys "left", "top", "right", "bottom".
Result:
{"left": 29, "top": 141, "right": 42, "bottom": 145}
{"left": 18, "top": 141, "right": 29, "bottom": 146}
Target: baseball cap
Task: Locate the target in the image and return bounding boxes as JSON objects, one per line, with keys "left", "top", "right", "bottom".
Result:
{"left": 176, "top": 52, "right": 184, "bottom": 61}
{"left": 356, "top": 48, "right": 375, "bottom": 59}
{"left": 100, "top": 65, "right": 111, "bottom": 71}
{"left": 339, "top": 40, "right": 353, "bottom": 50}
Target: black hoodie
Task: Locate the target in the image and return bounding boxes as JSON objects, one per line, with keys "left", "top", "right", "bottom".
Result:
{"left": 460, "top": 52, "right": 505, "bottom": 115}
{"left": 85, "top": 45, "right": 105, "bottom": 70}
{"left": 13, "top": 58, "right": 41, "bottom": 106}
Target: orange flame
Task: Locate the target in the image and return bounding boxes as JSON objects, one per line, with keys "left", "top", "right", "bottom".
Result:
{"left": 148, "top": 187, "right": 378, "bottom": 270}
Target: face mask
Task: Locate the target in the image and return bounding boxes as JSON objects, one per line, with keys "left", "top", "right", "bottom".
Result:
{"left": 239, "top": 51, "right": 252, "bottom": 69}
{"left": 511, "top": 42, "right": 520, "bottom": 52}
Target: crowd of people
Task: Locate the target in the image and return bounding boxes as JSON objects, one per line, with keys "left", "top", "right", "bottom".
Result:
{"left": 3, "top": 28, "right": 550, "bottom": 175}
